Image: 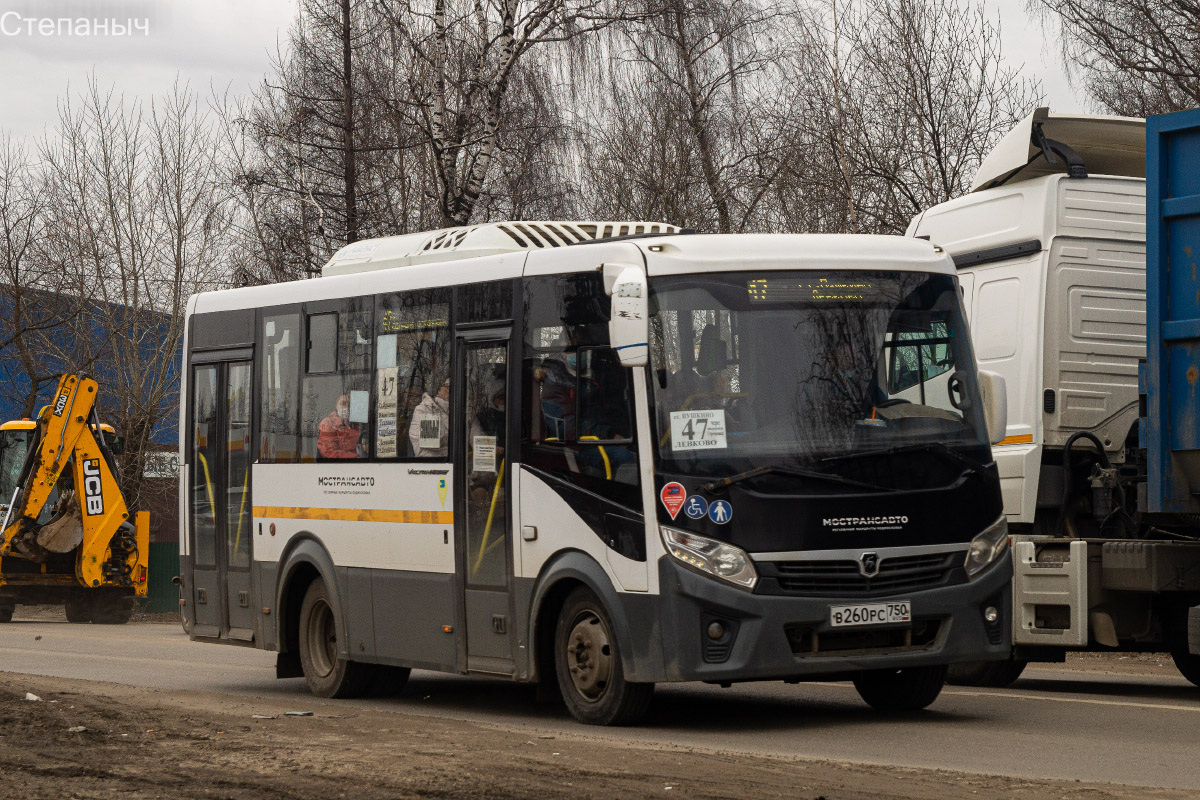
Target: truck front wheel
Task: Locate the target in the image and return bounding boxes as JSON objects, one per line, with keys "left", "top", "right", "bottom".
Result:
{"left": 946, "top": 658, "right": 1027, "bottom": 687}
{"left": 853, "top": 664, "right": 947, "bottom": 712}
{"left": 1172, "top": 650, "right": 1200, "bottom": 687}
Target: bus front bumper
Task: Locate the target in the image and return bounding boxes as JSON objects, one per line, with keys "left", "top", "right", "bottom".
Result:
{"left": 643, "top": 552, "right": 1012, "bottom": 683}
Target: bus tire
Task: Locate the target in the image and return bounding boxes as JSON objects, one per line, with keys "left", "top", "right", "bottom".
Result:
{"left": 1171, "top": 650, "right": 1200, "bottom": 688}
{"left": 298, "top": 579, "right": 372, "bottom": 698}
{"left": 0, "top": 600, "right": 13, "bottom": 623}
{"left": 853, "top": 664, "right": 947, "bottom": 712}
{"left": 553, "top": 586, "right": 653, "bottom": 726}
{"left": 946, "top": 658, "right": 1027, "bottom": 688}
{"left": 64, "top": 597, "right": 92, "bottom": 623}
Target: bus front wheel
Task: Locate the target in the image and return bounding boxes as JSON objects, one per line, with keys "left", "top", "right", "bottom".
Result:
{"left": 298, "top": 579, "right": 373, "bottom": 698}
{"left": 554, "top": 586, "right": 653, "bottom": 726}
{"left": 853, "top": 664, "right": 947, "bottom": 712}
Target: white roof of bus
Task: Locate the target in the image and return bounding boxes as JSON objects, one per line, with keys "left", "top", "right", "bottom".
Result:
{"left": 971, "top": 107, "right": 1144, "bottom": 192}
{"left": 322, "top": 221, "right": 680, "bottom": 276}
{"left": 192, "top": 232, "right": 952, "bottom": 315}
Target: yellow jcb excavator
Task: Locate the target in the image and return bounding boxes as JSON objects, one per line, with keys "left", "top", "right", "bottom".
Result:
{"left": 0, "top": 374, "right": 149, "bottom": 623}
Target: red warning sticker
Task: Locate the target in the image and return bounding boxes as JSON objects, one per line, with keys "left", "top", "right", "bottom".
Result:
{"left": 660, "top": 481, "right": 686, "bottom": 519}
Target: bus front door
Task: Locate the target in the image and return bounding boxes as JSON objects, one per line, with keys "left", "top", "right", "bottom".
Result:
{"left": 457, "top": 336, "right": 514, "bottom": 674}
{"left": 189, "top": 357, "right": 255, "bottom": 641}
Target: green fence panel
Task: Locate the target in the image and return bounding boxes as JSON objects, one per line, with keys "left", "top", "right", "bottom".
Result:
{"left": 144, "top": 541, "right": 179, "bottom": 613}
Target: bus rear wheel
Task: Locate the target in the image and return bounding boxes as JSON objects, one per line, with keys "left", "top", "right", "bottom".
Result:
{"left": 298, "top": 579, "right": 373, "bottom": 698}
{"left": 553, "top": 587, "right": 653, "bottom": 726}
{"left": 853, "top": 664, "right": 947, "bottom": 712}
{"left": 0, "top": 600, "right": 13, "bottom": 623}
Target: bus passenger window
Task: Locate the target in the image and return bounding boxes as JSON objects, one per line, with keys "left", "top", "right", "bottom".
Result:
{"left": 261, "top": 313, "right": 301, "bottom": 463}
{"left": 375, "top": 288, "right": 451, "bottom": 459}
{"left": 300, "top": 301, "right": 373, "bottom": 461}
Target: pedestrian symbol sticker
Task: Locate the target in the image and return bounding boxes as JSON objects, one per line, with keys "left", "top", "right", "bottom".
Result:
{"left": 708, "top": 500, "right": 732, "bottom": 525}
{"left": 660, "top": 482, "right": 686, "bottom": 519}
{"left": 683, "top": 495, "right": 708, "bottom": 520}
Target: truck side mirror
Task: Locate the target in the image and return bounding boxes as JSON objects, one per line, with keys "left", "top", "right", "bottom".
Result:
{"left": 604, "top": 264, "right": 649, "bottom": 367}
{"left": 977, "top": 370, "right": 1008, "bottom": 445}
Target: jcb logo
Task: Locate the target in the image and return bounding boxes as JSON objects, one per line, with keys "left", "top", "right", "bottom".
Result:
{"left": 83, "top": 459, "right": 104, "bottom": 516}
{"left": 53, "top": 393, "right": 69, "bottom": 416}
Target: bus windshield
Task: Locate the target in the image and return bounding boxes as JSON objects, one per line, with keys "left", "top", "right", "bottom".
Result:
{"left": 648, "top": 270, "right": 990, "bottom": 482}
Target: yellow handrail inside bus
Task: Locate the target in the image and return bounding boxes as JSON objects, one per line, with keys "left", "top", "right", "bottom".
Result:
{"left": 196, "top": 451, "right": 216, "bottom": 523}
{"left": 471, "top": 458, "right": 506, "bottom": 575}
{"left": 233, "top": 462, "right": 249, "bottom": 559}
{"left": 578, "top": 436, "right": 611, "bottom": 480}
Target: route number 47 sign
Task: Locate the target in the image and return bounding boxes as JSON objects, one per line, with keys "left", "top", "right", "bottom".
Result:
{"left": 670, "top": 409, "right": 727, "bottom": 451}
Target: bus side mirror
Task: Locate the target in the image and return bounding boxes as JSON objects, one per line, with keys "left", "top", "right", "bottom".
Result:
{"left": 604, "top": 264, "right": 649, "bottom": 367}
{"left": 978, "top": 370, "right": 1008, "bottom": 445}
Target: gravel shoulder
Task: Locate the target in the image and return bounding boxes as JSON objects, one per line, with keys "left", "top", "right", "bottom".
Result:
{"left": 0, "top": 672, "right": 1192, "bottom": 800}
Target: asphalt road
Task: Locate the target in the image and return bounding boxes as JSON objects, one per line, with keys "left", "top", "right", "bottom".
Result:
{"left": 2, "top": 618, "right": 1199, "bottom": 791}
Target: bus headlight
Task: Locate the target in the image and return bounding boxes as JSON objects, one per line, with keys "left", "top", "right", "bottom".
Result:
{"left": 661, "top": 526, "right": 757, "bottom": 590}
{"left": 965, "top": 516, "right": 1008, "bottom": 578}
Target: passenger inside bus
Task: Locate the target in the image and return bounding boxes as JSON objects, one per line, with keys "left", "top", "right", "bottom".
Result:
{"left": 409, "top": 378, "right": 451, "bottom": 458}
{"left": 317, "top": 394, "right": 363, "bottom": 459}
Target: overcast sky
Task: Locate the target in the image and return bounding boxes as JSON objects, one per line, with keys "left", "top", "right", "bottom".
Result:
{"left": 0, "top": 0, "right": 1084, "bottom": 142}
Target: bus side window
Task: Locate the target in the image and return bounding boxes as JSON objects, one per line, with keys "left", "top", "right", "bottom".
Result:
{"left": 522, "top": 274, "right": 640, "bottom": 495}
{"left": 375, "top": 288, "right": 452, "bottom": 460}
{"left": 300, "top": 300, "right": 374, "bottom": 461}
{"left": 261, "top": 312, "right": 301, "bottom": 463}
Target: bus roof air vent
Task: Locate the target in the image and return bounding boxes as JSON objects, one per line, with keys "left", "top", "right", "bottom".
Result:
{"left": 322, "top": 221, "right": 681, "bottom": 277}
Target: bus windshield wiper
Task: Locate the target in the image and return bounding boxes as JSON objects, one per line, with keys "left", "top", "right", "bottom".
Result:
{"left": 821, "top": 441, "right": 990, "bottom": 480}
{"left": 701, "top": 465, "right": 893, "bottom": 494}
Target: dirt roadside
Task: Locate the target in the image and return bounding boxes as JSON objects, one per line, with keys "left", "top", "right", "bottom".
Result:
{"left": 0, "top": 672, "right": 1189, "bottom": 800}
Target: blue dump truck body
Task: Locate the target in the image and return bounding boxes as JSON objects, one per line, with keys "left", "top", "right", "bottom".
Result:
{"left": 1145, "top": 110, "right": 1200, "bottom": 515}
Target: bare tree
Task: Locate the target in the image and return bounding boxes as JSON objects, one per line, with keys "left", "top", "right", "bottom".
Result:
{"left": 377, "top": 0, "right": 640, "bottom": 226}
{"left": 36, "top": 79, "right": 229, "bottom": 508}
{"left": 769, "top": 0, "right": 1041, "bottom": 235}
{"left": 584, "top": 0, "right": 781, "bottom": 232}
{"left": 1031, "top": 0, "right": 1200, "bottom": 116}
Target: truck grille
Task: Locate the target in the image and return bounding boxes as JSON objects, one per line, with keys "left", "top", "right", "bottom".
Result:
{"left": 756, "top": 550, "right": 966, "bottom": 598}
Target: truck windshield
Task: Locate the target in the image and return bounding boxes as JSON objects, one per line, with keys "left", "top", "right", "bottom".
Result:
{"left": 648, "top": 270, "right": 990, "bottom": 482}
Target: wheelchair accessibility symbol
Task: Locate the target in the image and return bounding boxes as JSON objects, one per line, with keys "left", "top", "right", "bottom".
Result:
{"left": 683, "top": 495, "right": 708, "bottom": 520}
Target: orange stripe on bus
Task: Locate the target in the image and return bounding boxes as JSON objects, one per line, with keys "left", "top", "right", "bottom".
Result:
{"left": 252, "top": 506, "right": 454, "bottom": 525}
{"left": 995, "top": 434, "right": 1034, "bottom": 446}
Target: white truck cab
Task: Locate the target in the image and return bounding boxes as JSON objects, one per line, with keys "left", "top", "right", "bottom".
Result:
{"left": 908, "top": 108, "right": 1146, "bottom": 528}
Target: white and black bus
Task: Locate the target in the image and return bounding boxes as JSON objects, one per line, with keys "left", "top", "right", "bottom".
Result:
{"left": 179, "top": 221, "right": 1013, "bottom": 725}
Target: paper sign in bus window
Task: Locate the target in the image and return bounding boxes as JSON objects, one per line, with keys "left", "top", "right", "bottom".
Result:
{"left": 670, "top": 410, "right": 727, "bottom": 451}
{"left": 473, "top": 436, "right": 497, "bottom": 473}
{"left": 417, "top": 413, "right": 442, "bottom": 449}
{"left": 349, "top": 390, "right": 369, "bottom": 424}
{"left": 375, "top": 367, "right": 399, "bottom": 457}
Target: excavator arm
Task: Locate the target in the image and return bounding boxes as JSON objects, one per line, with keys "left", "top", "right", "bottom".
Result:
{"left": 0, "top": 374, "right": 148, "bottom": 595}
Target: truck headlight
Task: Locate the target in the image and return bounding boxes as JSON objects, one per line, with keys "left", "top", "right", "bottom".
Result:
{"left": 965, "top": 516, "right": 1008, "bottom": 578}
{"left": 662, "top": 526, "right": 757, "bottom": 590}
